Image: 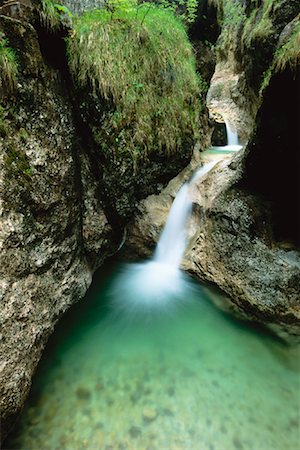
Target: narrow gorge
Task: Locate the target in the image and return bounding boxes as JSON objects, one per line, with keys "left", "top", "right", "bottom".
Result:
{"left": 0, "top": 0, "right": 299, "bottom": 448}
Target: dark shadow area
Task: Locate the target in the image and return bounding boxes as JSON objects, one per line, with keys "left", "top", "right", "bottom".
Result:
{"left": 35, "top": 24, "right": 69, "bottom": 77}
{"left": 242, "top": 66, "right": 300, "bottom": 246}
{"left": 211, "top": 121, "right": 226, "bottom": 146}
{"left": 189, "top": 0, "right": 220, "bottom": 44}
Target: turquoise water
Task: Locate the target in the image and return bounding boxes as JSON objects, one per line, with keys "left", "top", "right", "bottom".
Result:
{"left": 6, "top": 262, "right": 300, "bottom": 450}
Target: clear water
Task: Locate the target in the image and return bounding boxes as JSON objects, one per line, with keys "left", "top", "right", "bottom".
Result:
{"left": 6, "top": 263, "right": 300, "bottom": 450}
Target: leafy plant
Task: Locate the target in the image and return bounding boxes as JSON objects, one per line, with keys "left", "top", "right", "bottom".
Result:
{"left": 274, "top": 20, "right": 300, "bottom": 73}
{"left": 37, "top": 0, "right": 73, "bottom": 29}
{"left": 242, "top": 0, "right": 281, "bottom": 45}
{"left": 0, "top": 35, "right": 18, "bottom": 92}
{"left": 156, "top": 0, "right": 199, "bottom": 23}
{"left": 260, "top": 19, "right": 300, "bottom": 94}
{"left": 67, "top": 4, "right": 201, "bottom": 160}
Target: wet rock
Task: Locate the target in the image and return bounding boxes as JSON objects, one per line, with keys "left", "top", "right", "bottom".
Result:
{"left": 0, "top": 11, "right": 114, "bottom": 441}
{"left": 161, "top": 408, "right": 174, "bottom": 417}
{"left": 95, "top": 382, "right": 104, "bottom": 391}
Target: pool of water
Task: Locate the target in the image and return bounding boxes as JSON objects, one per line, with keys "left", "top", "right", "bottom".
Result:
{"left": 6, "top": 262, "right": 300, "bottom": 450}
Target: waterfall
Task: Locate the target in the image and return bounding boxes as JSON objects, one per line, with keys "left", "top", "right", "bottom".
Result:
{"left": 209, "top": 119, "right": 242, "bottom": 153}
{"left": 110, "top": 162, "right": 216, "bottom": 318}
{"left": 153, "top": 183, "right": 192, "bottom": 269}
{"left": 225, "top": 119, "right": 239, "bottom": 146}
{"left": 154, "top": 161, "right": 219, "bottom": 268}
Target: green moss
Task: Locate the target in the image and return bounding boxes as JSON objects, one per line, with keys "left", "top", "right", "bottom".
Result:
{"left": 242, "top": 0, "right": 281, "bottom": 45}
{"left": 0, "top": 105, "right": 8, "bottom": 137}
{"left": 67, "top": 4, "right": 201, "bottom": 159}
{"left": 4, "top": 144, "right": 33, "bottom": 181}
{"left": 260, "top": 20, "right": 300, "bottom": 95}
{"left": 274, "top": 21, "right": 300, "bottom": 72}
{"left": 210, "top": 0, "right": 246, "bottom": 55}
{"left": 37, "top": 0, "right": 72, "bottom": 30}
{"left": 0, "top": 35, "right": 18, "bottom": 91}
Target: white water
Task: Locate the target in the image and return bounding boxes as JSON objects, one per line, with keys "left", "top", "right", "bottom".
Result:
{"left": 154, "top": 183, "right": 192, "bottom": 269}
{"left": 191, "top": 159, "right": 219, "bottom": 184}
{"left": 210, "top": 119, "right": 243, "bottom": 152}
{"left": 225, "top": 119, "right": 239, "bottom": 146}
{"left": 110, "top": 162, "right": 216, "bottom": 316}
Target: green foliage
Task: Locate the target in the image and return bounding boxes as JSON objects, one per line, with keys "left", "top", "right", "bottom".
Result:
{"left": 0, "top": 35, "right": 18, "bottom": 92}
{"left": 4, "top": 144, "right": 33, "bottom": 181}
{"left": 67, "top": 4, "right": 201, "bottom": 159}
{"left": 210, "top": 0, "right": 246, "bottom": 55}
{"left": 242, "top": 0, "right": 280, "bottom": 45}
{"left": 156, "top": 0, "right": 199, "bottom": 24}
{"left": 186, "top": 0, "right": 198, "bottom": 23}
{"left": 0, "top": 105, "right": 8, "bottom": 137}
{"left": 222, "top": 0, "right": 246, "bottom": 28}
{"left": 274, "top": 21, "right": 300, "bottom": 73}
{"left": 260, "top": 20, "right": 300, "bottom": 94}
{"left": 38, "top": 0, "right": 72, "bottom": 29}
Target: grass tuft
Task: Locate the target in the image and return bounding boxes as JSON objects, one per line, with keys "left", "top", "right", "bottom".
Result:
{"left": 274, "top": 20, "right": 300, "bottom": 73}
{"left": 66, "top": 4, "right": 201, "bottom": 159}
{"left": 37, "top": 0, "right": 73, "bottom": 30}
{"left": 260, "top": 18, "right": 300, "bottom": 95}
{"left": 0, "top": 35, "right": 18, "bottom": 92}
{"left": 242, "top": 0, "right": 281, "bottom": 45}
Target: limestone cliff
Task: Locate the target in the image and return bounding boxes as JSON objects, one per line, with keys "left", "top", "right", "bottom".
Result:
{"left": 206, "top": 0, "right": 300, "bottom": 143}
{"left": 0, "top": 10, "right": 114, "bottom": 439}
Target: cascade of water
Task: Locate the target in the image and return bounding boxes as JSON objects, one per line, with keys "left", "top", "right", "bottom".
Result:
{"left": 154, "top": 160, "right": 218, "bottom": 269}
{"left": 153, "top": 183, "right": 192, "bottom": 269}
{"left": 209, "top": 119, "right": 242, "bottom": 153}
{"left": 110, "top": 162, "right": 216, "bottom": 316}
{"left": 225, "top": 119, "right": 239, "bottom": 146}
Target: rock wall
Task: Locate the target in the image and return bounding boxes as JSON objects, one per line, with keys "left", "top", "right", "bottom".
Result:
{"left": 206, "top": 0, "right": 300, "bottom": 143}
{"left": 0, "top": 13, "right": 114, "bottom": 439}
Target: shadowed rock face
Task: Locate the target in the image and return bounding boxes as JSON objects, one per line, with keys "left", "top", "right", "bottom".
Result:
{"left": 242, "top": 66, "right": 300, "bottom": 247}
{"left": 0, "top": 15, "right": 114, "bottom": 440}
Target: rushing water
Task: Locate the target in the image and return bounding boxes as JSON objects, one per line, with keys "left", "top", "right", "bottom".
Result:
{"left": 6, "top": 262, "right": 300, "bottom": 450}
{"left": 225, "top": 120, "right": 239, "bottom": 146}
{"left": 211, "top": 120, "right": 243, "bottom": 152}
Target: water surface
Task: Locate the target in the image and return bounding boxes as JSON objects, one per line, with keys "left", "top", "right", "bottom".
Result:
{"left": 7, "top": 263, "right": 300, "bottom": 450}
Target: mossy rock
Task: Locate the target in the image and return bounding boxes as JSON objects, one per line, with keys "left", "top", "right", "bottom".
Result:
{"left": 67, "top": 5, "right": 205, "bottom": 223}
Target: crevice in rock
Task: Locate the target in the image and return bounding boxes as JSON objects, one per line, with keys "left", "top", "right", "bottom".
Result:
{"left": 241, "top": 66, "right": 300, "bottom": 247}
{"left": 34, "top": 24, "right": 69, "bottom": 78}
{"left": 188, "top": 0, "right": 220, "bottom": 44}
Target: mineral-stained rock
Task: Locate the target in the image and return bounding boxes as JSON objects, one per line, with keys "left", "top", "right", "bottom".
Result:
{"left": 0, "top": 15, "right": 113, "bottom": 440}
